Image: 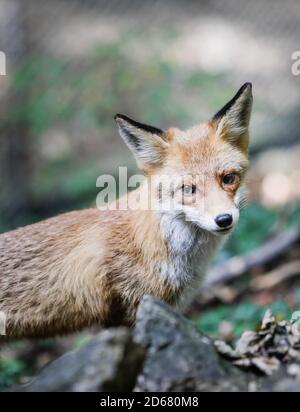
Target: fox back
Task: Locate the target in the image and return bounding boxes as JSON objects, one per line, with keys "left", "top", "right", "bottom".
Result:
{"left": 0, "top": 83, "right": 253, "bottom": 339}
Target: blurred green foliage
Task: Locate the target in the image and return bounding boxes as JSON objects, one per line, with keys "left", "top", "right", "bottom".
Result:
{"left": 10, "top": 40, "right": 227, "bottom": 136}
{"left": 224, "top": 202, "right": 277, "bottom": 257}
{"left": 219, "top": 201, "right": 300, "bottom": 261}
{"left": 195, "top": 299, "right": 293, "bottom": 339}
{"left": 0, "top": 359, "right": 26, "bottom": 390}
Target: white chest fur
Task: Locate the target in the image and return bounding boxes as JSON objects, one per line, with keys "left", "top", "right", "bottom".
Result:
{"left": 159, "top": 214, "right": 222, "bottom": 309}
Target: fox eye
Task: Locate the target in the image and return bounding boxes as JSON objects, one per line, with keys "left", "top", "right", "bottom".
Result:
{"left": 181, "top": 184, "right": 196, "bottom": 195}
{"left": 222, "top": 173, "right": 237, "bottom": 185}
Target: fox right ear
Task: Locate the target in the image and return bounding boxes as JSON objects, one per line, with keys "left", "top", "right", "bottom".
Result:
{"left": 114, "top": 114, "right": 168, "bottom": 171}
{"left": 212, "top": 83, "right": 253, "bottom": 151}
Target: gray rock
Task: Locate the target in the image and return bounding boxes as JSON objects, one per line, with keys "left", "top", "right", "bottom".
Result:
{"left": 133, "top": 295, "right": 250, "bottom": 391}
{"left": 11, "top": 327, "right": 145, "bottom": 392}
{"left": 259, "top": 362, "right": 300, "bottom": 392}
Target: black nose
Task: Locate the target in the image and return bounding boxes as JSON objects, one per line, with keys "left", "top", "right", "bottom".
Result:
{"left": 215, "top": 214, "right": 233, "bottom": 228}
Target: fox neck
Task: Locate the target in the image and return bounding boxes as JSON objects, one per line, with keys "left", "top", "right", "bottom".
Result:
{"left": 158, "top": 211, "right": 222, "bottom": 289}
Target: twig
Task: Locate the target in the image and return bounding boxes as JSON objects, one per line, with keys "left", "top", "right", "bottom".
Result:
{"left": 203, "top": 224, "right": 300, "bottom": 287}
{"left": 251, "top": 259, "right": 300, "bottom": 291}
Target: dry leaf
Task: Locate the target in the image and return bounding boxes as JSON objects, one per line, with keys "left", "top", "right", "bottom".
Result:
{"left": 215, "top": 309, "right": 300, "bottom": 376}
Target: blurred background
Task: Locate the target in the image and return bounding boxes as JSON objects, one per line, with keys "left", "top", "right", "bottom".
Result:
{"left": 0, "top": 0, "right": 300, "bottom": 390}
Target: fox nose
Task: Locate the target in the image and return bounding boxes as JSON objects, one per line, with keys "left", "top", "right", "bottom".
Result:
{"left": 215, "top": 214, "right": 233, "bottom": 228}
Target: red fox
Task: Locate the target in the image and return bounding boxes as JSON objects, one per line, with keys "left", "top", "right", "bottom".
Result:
{"left": 0, "top": 83, "right": 252, "bottom": 339}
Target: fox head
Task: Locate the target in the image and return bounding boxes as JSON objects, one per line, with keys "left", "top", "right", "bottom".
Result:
{"left": 115, "top": 83, "right": 252, "bottom": 235}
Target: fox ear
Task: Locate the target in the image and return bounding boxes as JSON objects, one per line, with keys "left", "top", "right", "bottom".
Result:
{"left": 114, "top": 114, "right": 168, "bottom": 170}
{"left": 212, "top": 83, "right": 253, "bottom": 151}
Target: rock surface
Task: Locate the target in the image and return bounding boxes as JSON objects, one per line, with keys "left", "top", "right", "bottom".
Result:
{"left": 133, "top": 295, "right": 250, "bottom": 391}
{"left": 9, "top": 295, "right": 300, "bottom": 392}
{"left": 12, "top": 328, "right": 145, "bottom": 392}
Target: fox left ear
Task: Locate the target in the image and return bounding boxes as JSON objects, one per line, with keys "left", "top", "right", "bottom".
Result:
{"left": 114, "top": 114, "right": 168, "bottom": 171}
{"left": 212, "top": 83, "right": 253, "bottom": 151}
